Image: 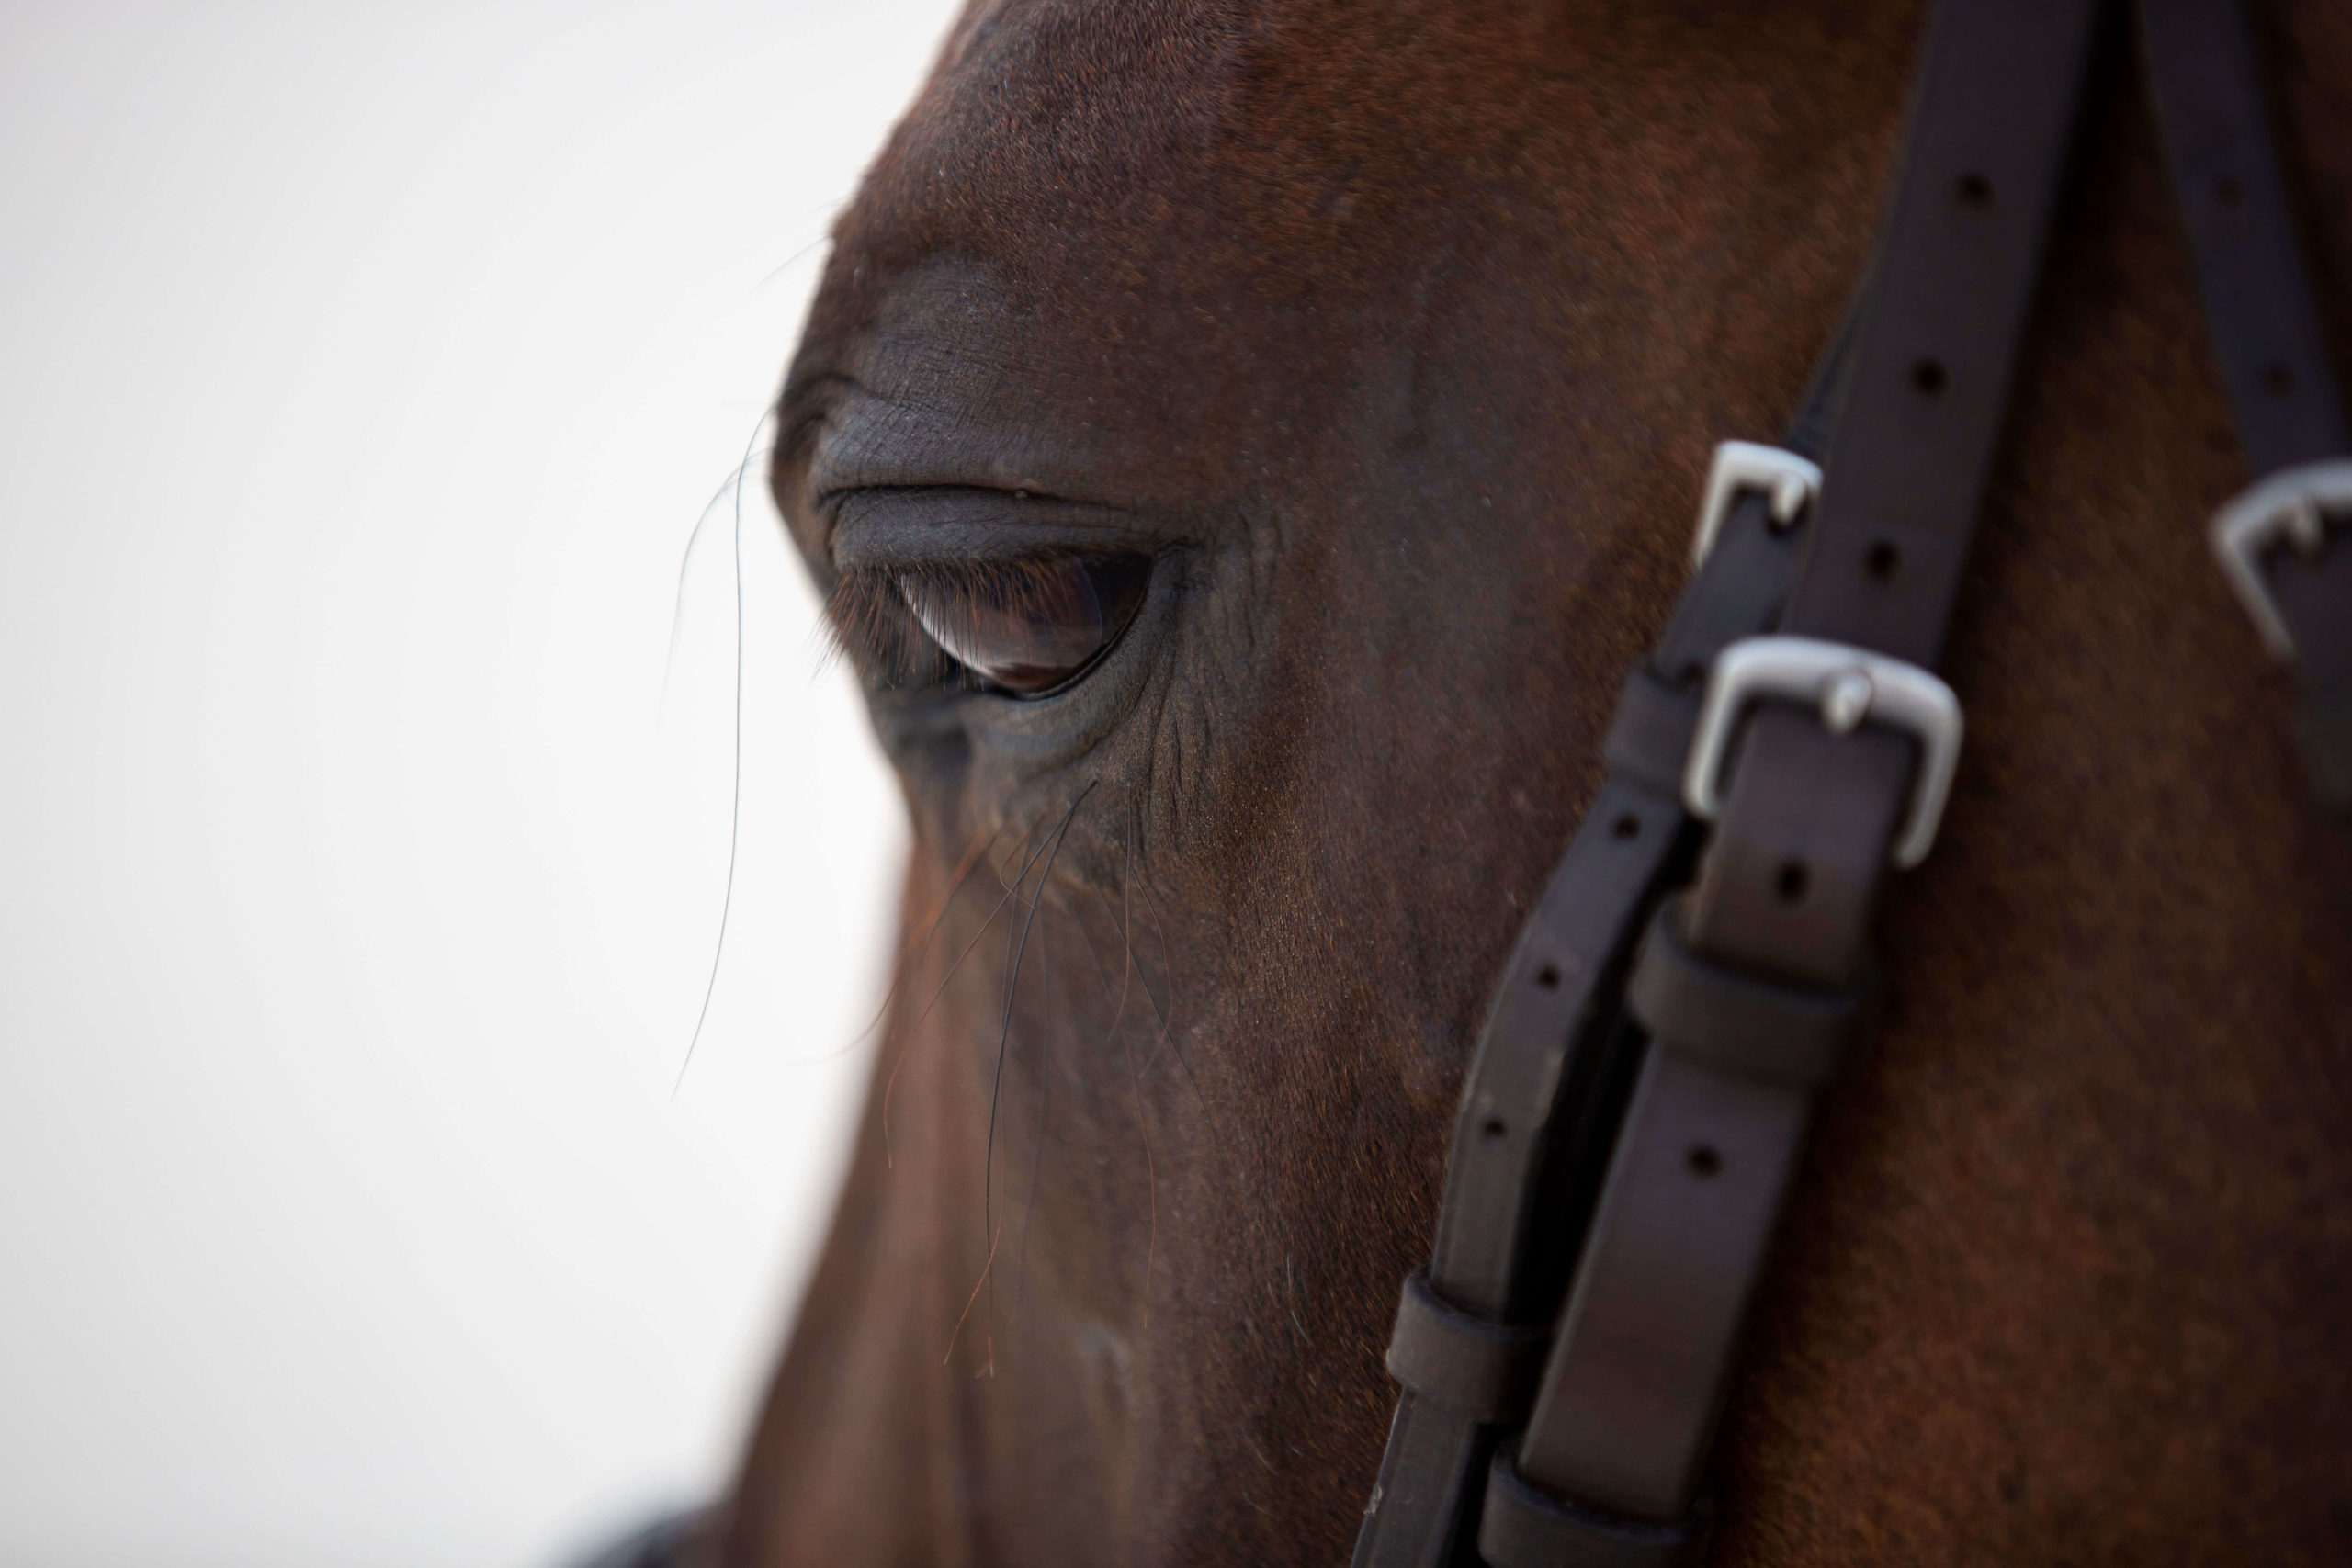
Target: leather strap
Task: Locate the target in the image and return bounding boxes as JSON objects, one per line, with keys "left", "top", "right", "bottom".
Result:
{"left": 1773, "top": 0, "right": 2104, "bottom": 671}
{"left": 2140, "top": 0, "right": 2352, "bottom": 809}
{"left": 2139, "top": 0, "right": 2346, "bottom": 478}
{"left": 1623, "top": 897, "right": 1879, "bottom": 1090}
{"left": 1480, "top": 1451, "right": 1704, "bottom": 1568}
{"left": 1366, "top": 0, "right": 2345, "bottom": 1560}
{"left": 1354, "top": 294, "right": 1864, "bottom": 1568}
{"left": 1387, "top": 1268, "right": 1553, "bottom": 1424}
{"left": 1510, "top": 723, "right": 1915, "bottom": 1526}
{"left": 1504, "top": 0, "right": 2100, "bottom": 1539}
{"left": 1508, "top": 1053, "right": 1815, "bottom": 1527}
{"left": 1356, "top": 783, "right": 1686, "bottom": 1568}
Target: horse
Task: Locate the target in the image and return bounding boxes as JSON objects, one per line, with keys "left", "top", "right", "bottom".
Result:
{"left": 680, "top": 0, "right": 2352, "bottom": 1560}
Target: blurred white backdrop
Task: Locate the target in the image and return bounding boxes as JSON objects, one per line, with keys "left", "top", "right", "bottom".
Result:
{"left": 0, "top": 2, "right": 954, "bottom": 1563}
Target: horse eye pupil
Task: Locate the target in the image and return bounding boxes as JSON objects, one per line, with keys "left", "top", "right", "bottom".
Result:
{"left": 899, "top": 555, "right": 1149, "bottom": 695}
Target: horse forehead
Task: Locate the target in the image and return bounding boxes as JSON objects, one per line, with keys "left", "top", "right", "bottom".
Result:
{"left": 854, "top": 0, "right": 1233, "bottom": 256}
{"left": 845, "top": 0, "right": 1554, "bottom": 294}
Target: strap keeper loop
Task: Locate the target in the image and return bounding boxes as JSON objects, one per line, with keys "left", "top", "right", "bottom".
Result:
{"left": 1383, "top": 1269, "right": 1548, "bottom": 1423}
{"left": 1477, "top": 1450, "right": 1711, "bottom": 1568}
{"left": 1627, "top": 896, "right": 1881, "bottom": 1087}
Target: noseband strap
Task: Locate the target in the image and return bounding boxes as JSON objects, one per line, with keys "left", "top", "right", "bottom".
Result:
{"left": 1356, "top": 1, "right": 2348, "bottom": 1562}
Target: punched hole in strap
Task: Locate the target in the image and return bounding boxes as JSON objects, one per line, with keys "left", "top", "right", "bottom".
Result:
{"left": 1625, "top": 895, "right": 1881, "bottom": 1088}
{"left": 1383, "top": 1268, "right": 1549, "bottom": 1424}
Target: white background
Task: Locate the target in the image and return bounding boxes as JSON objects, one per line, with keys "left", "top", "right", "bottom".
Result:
{"left": 0, "top": 2, "right": 952, "bottom": 1563}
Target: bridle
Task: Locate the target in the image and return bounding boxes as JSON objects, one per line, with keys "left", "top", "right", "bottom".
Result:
{"left": 1352, "top": 1, "right": 2352, "bottom": 1563}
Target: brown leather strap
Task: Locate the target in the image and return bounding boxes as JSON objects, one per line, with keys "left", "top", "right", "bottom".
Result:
{"left": 1356, "top": 782, "right": 1687, "bottom": 1568}
{"left": 1480, "top": 1451, "right": 1705, "bottom": 1568}
{"left": 1427, "top": 780, "right": 1692, "bottom": 1322}
{"left": 1387, "top": 1268, "right": 1554, "bottom": 1424}
{"left": 2139, "top": 0, "right": 2347, "bottom": 477}
{"left": 1623, "top": 897, "right": 1880, "bottom": 1089}
{"left": 1355, "top": 299, "right": 1864, "bottom": 1568}
{"left": 2140, "top": 0, "right": 2352, "bottom": 809}
{"left": 1502, "top": 0, "right": 2101, "bottom": 1541}
{"left": 1510, "top": 1054, "right": 1815, "bottom": 1523}
{"left": 1774, "top": 4, "right": 2106, "bottom": 670}
{"left": 1509, "top": 723, "right": 1915, "bottom": 1529}
{"left": 1368, "top": 0, "right": 2346, "bottom": 1560}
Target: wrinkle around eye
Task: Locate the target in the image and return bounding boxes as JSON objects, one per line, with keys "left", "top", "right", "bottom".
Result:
{"left": 824, "top": 484, "right": 1166, "bottom": 570}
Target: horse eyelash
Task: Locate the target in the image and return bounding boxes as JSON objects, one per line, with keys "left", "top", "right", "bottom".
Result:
{"left": 822, "top": 555, "right": 1098, "bottom": 687}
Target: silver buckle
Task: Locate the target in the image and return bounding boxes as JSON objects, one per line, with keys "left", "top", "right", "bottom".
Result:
{"left": 1683, "top": 636, "right": 1964, "bottom": 870}
{"left": 1690, "top": 441, "right": 1823, "bottom": 566}
{"left": 2210, "top": 458, "right": 2352, "bottom": 659}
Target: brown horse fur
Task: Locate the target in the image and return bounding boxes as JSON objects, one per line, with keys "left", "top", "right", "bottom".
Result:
{"left": 718, "top": 0, "right": 2352, "bottom": 1562}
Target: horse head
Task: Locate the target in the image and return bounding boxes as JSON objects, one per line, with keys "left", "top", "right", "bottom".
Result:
{"left": 729, "top": 0, "right": 2352, "bottom": 1562}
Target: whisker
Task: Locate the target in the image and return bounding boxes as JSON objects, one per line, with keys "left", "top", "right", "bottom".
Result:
{"left": 1135, "top": 879, "right": 1215, "bottom": 1119}
{"left": 1091, "top": 879, "right": 1207, "bottom": 1122}
{"left": 1136, "top": 878, "right": 1182, "bottom": 1043}
{"left": 1013, "top": 909, "right": 1057, "bottom": 1311}
{"left": 820, "top": 822, "right": 1001, "bottom": 1075}
{"left": 982, "top": 783, "right": 1094, "bottom": 1354}
{"left": 750, "top": 197, "right": 851, "bottom": 294}
{"left": 1091, "top": 883, "right": 1167, "bottom": 1077}
{"left": 881, "top": 811, "right": 1055, "bottom": 1167}
{"left": 670, "top": 412, "right": 776, "bottom": 1100}
{"left": 1062, "top": 824, "right": 1163, "bottom": 1328}
{"left": 660, "top": 437, "right": 777, "bottom": 717}
{"left": 1116, "top": 834, "right": 1156, "bottom": 1331}
{"left": 944, "top": 1213, "right": 1007, "bottom": 1375}
{"left": 1102, "top": 852, "right": 1282, "bottom": 1269}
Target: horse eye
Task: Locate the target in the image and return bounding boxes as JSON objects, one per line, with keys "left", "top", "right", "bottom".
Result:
{"left": 899, "top": 554, "right": 1150, "bottom": 695}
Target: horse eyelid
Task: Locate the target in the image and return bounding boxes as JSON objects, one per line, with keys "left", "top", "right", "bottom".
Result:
{"left": 825, "top": 552, "right": 1153, "bottom": 696}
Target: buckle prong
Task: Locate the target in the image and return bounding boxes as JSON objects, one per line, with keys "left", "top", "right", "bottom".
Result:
{"left": 1819, "top": 670, "right": 1874, "bottom": 735}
